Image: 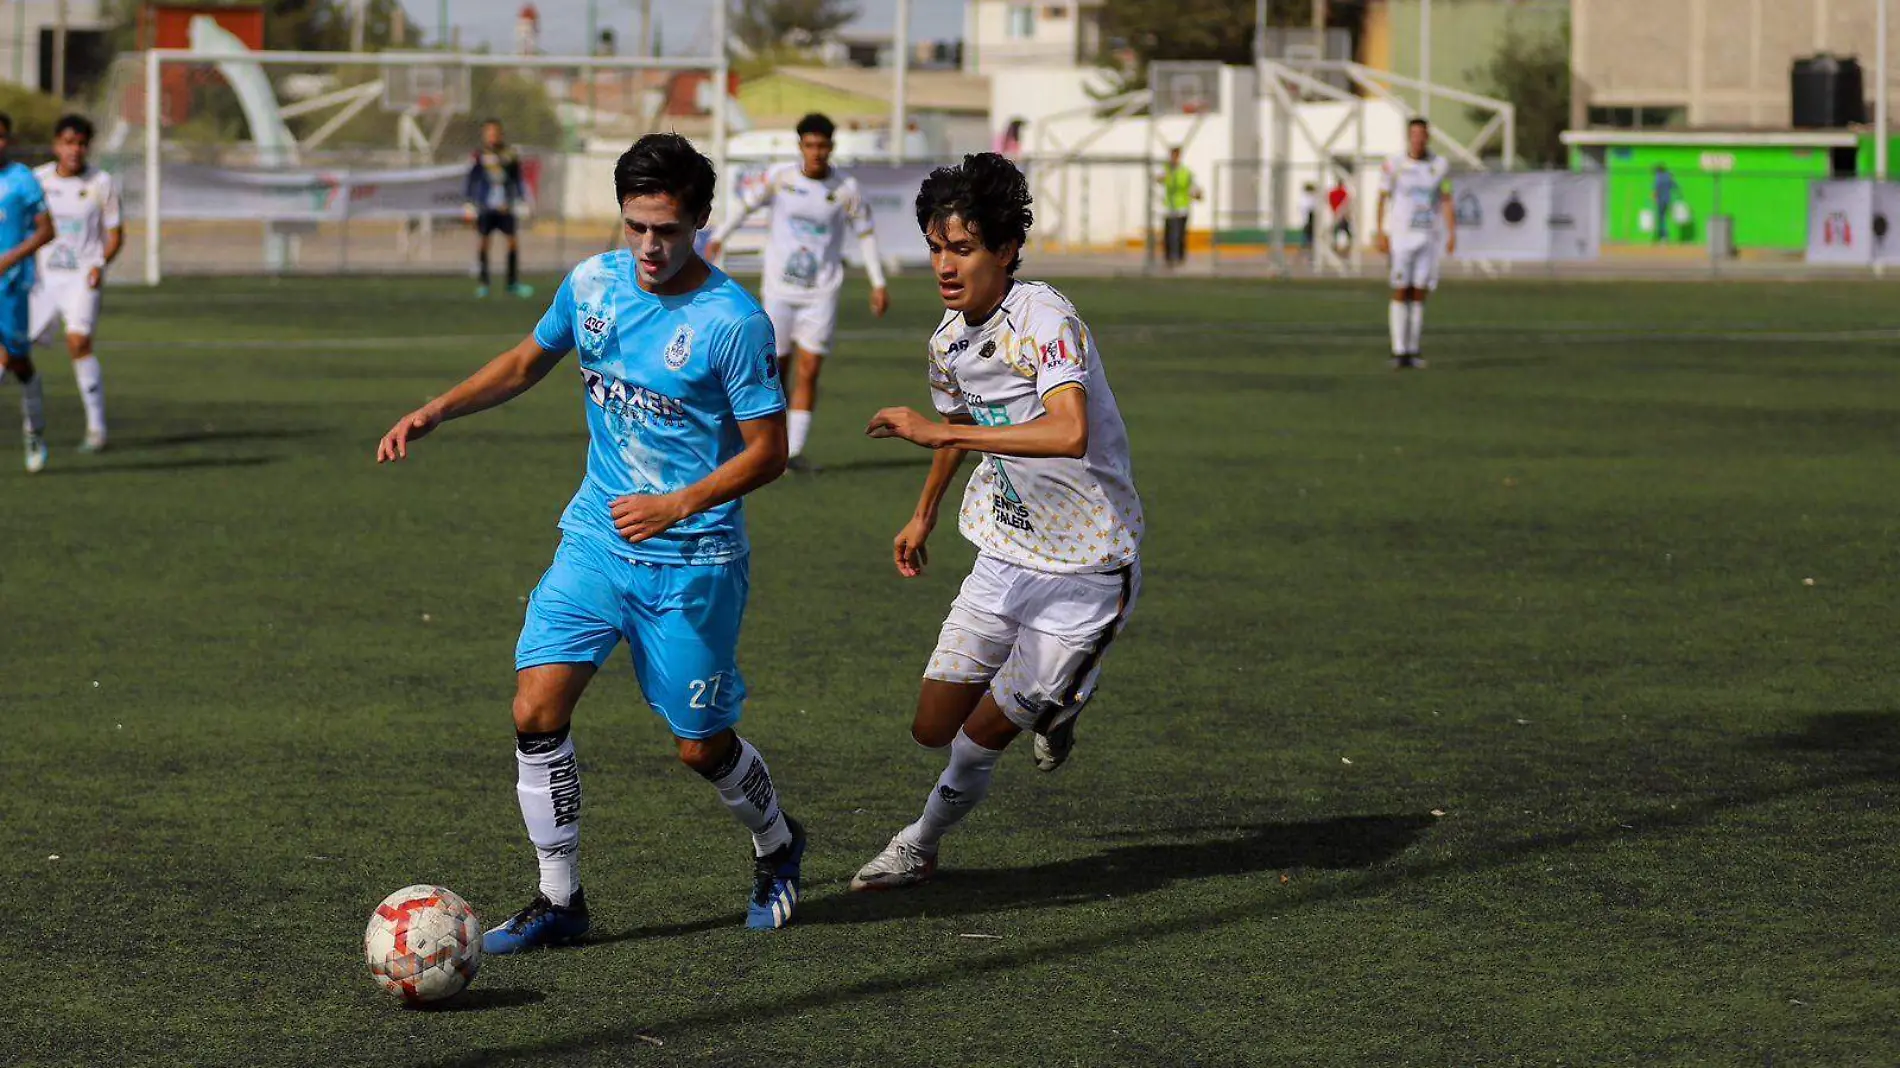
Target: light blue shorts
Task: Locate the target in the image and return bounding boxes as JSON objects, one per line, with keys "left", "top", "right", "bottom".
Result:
{"left": 0, "top": 282, "right": 29, "bottom": 357}
{"left": 516, "top": 533, "right": 750, "bottom": 740}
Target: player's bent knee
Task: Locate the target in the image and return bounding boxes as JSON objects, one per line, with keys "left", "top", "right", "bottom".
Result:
{"left": 676, "top": 730, "right": 736, "bottom": 776}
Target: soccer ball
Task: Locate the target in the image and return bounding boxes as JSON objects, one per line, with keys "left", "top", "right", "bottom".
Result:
{"left": 364, "top": 884, "right": 482, "bottom": 1005}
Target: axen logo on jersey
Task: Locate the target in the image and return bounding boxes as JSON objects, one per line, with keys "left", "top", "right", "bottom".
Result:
{"left": 947, "top": 337, "right": 971, "bottom": 355}
{"left": 580, "top": 366, "right": 688, "bottom": 428}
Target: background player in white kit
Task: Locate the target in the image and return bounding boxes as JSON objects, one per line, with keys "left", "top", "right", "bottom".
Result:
{"left": 849, "top": 153, "right": 1143, "bottom": 892}
{"left": 31, "top": 114, "right": 122, "bottom": 451}
{"left": 1375, "top": 118, "right": 1456, "bottom": 370}
{"left": 705, "top": 113, "right": 888, "bottom": 468}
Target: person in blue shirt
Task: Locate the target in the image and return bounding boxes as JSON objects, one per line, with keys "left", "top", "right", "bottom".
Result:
{"left": 377, "top": 133, "right": 802, "bottom": 947}
{"left": 0, "top": 111, "right": 56, "bottom": 473}
{"left": 1653, "top": 164, "right": 1678, "bottom": 244}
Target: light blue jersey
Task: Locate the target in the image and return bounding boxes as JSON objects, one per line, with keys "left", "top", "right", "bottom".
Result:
{"left": 533, "top": 251, "right": 785, "bottom": 566}
{"left": 0, "top": 160, "right": 45, "bottom": 294}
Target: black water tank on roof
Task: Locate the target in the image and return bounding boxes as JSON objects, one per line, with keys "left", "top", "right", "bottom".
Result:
{"left": 1792, "top": 54, "right": 1866, "bottom": 127}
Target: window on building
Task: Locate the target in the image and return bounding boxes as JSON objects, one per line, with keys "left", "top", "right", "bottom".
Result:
{"left": 1043, "top": 4, "right": 1068, "bottom": 17}
{"left": 1007, "top": 3, "right": 1036, "bottom": 39}
{"left": 1587, "top": 105, "right": 1687, "bottom": 130}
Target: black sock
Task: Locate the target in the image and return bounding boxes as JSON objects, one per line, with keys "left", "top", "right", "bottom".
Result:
{"left": 507, "top": 249, "right": 519, "bottom": 288}
{"left": 479, "top": 251, "right": 491, "bottom": 286}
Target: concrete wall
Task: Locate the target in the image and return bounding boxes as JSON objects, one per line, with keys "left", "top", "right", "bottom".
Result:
{"left": 965, "top": 0, "right": 1099, "bottom": 75}
{"left": 1574, "top": 0, "right": 1900, "bottom": 128}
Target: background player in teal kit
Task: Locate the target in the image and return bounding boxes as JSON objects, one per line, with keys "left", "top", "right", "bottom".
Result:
{"left": 376, "top": 133, "right": 803, "bottom": 946}
{"left": 0, "top": 111, "right": 56, "bottom": 473}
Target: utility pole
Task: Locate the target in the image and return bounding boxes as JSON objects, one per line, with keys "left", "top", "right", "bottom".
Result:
{"left": 891, "top": 0, "right": 910, "bottom": 164}
{"left": 639, "top": 0, "right": 652, "bottom": 58}
{"left": 53, "top": 0, "right": 68, "bottom": 99}
{"left": 1420, "top": 0, "right": 1433, "bottom": 120}
{"left": 439, "top": 0, "right": 449, "bottom": 50}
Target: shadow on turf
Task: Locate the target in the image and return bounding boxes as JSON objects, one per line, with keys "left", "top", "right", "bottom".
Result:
{"left": 799, "top": 813, "right": 1435, "bottom": 926}
{"left": 421, "top": 987, "right": 546, "bottom": 1013}
{"left": 422, "top": 711, "right": 1900, "bottom": 1066}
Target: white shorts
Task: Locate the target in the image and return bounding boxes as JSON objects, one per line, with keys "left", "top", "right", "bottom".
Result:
{"left": 31, "top": 271, "right": 101, "bottom": 341}
{"left": 924, "top": 553, "right": 1142, "bottom": 733}
{"left": 1388, "top": 237, "right": 1442, "bottom": 292}
{"left": 763, "top": 293, "right": 838, "bottom": 357}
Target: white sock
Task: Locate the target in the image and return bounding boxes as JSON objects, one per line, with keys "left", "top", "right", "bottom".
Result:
{"left": 17, "top": 368, "right": 44, "bottom": 436}
{"left": 904, "top": 728, "right": 1004, "bottom": 850}
{"left": 72, "top": 356, "right": 104, "bottom": 436}
{"left": 705, "top": 735, "right": 792, "bottom": 856}
{"left": 1388, "top": 301, "right": 1407, "bottom": 356}
{"left": 786, "top": 409, "right": 812, "bottom": 458}
{"left": 515, "top": 727, "right": 581, "bottom": 907}
{"left": 1405, "top": 301, "right": 1426, "bottom": 355}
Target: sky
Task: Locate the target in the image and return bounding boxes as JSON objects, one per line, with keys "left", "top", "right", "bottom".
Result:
{"left": 412, "top": 0, "right": 967, "bottom": 58}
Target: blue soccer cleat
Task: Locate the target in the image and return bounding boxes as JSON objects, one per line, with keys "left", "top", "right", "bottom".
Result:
{"left": 481, "top": 888, "right": 589, "bottom": 954}
{"left": 747, "top": 815, "right": 805, "bottom": 930}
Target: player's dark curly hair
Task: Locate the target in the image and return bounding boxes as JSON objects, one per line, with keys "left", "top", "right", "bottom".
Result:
{"left": 795, "top": 112, "right": 835, "bottom": 139}
{"left": 915, "top": 152, "right": 1034, "bottom": 274}
{"left": 54, "top": 114, "right": 93, "bottom": 141}
{"left": 614, "top": 133, "right": 716, "bottom": 220}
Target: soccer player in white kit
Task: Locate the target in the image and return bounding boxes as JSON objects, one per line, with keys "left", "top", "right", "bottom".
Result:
{"left": 31, "top": 114, "right": 122, "bottom": 450}
{"left": 705, "top": 113, "right": 889, "bottom": 468}
{"left": 1375, "top": 118, "right": 1456, "bottom": 370}
{"left": 849, "top": 153, "right": 1144, "bottom": 891}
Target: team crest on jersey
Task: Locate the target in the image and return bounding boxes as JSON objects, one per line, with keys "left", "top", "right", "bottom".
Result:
{"left": 760, "top": 343, "right": 778, "bottom": 383}
{"left": 664, "top": 324, "right": 696, "bottom": 370}
{"left": 978, "top": 339, "right": 996, "bottom": 360}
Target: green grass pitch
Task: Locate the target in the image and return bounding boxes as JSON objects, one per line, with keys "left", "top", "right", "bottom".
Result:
{"left": 6, "top": 272, "right": 1900, "bottom": 1066}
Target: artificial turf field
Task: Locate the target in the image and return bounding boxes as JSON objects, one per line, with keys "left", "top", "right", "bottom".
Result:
{"left": 6, "top": 272, "right": 1900, "bottom": 1067}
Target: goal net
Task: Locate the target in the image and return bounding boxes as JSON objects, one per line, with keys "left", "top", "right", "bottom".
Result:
{"left": 100, "top": 45, "right": 727, "bottom": 284}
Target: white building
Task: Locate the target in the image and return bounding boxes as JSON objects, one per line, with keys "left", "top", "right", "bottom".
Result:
{"left": 0, "top": 0, "right": 109, "bottom": 95}
{"left": 963, "top": 0, "right": 1104, "bottom": 75}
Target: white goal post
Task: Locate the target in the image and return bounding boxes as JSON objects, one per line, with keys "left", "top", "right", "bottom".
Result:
{"left": 140, "top": 32, "right": 730, "bottom": 284}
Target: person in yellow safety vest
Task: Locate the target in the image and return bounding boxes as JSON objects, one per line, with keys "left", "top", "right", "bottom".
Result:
{"left": 1157, "top": 147, "right": 1202, "bottom": 268}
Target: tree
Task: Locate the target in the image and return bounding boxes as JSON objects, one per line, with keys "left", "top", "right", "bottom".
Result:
{"left": 731, "top": 0, "right": 858, "bottom": 57}
{"left": 1466, "top": 18, "right": 1571, "bottom": 167}
{"left": 1100, "top": 0, "right": 1325, "bottom": 73}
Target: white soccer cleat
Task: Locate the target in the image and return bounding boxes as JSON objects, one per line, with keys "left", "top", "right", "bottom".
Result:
{"left": 23, "top": 433, "right": 47, "bottom": 473}
{"left": 1033, "top": 717, "right": 1077, "bottom": 773}
{"left": 78, "top": 431, "right": 107, "bottom": 454}
{"left": 848, "top": 833, "right": 937, "bottom": 892}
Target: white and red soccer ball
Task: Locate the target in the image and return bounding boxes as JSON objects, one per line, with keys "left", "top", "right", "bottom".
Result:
{"left": 364, "top": 884, "right": 482, "bottom": 1005}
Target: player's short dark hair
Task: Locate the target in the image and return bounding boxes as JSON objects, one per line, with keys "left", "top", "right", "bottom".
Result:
{"left": 54, "top": 114, "right": 93, "bottom": 141}
{"left": 614, "top": 133, "right": 717, "bottom": 220}
{"left": 1408, "top": 117, "right": 1430, "bottom": 131}
{"left": 795, "top": 113, "right": 835, "bottom": 140}
{"left": 482, "top": 117, "right": 502, "bottom": 127}
{"left": 0, "top": 113, "right": 14, "bottom": 136}
{"left": 916, "top": 153, "right": 1033, "bottom": 275}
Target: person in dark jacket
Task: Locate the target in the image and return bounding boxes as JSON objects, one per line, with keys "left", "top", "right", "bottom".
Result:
{"left": 465, "top": 119, "right": 531, "bottom": 298}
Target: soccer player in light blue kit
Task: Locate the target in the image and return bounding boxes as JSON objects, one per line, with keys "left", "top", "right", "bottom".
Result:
{"left": 0, "top": 111, "right": 56, "bottom": 473}
{"left": 376, "top": 134, "right": 804, "bottom": 947}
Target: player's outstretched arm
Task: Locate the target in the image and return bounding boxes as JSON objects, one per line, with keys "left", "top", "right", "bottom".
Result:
{"left": 1374, "top": 192, "right": 1391, "bottom": 254}
{"left": 891, "top": 414, "right": 973, "bottom": 577}
{"left": 1441, "top": 188, "right": 1458, "bottom": 255}
{"left": 868, "top": 386, "right": 1089, "bottom": 460}
{"left": 610, "top": 413, "right": 788, "bottom": 543}
{"left": 376, "top": 336, "right": 565, "bottom": 463}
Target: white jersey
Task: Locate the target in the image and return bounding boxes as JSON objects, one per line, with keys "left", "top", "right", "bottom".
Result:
{"left": 1378, "top": 153, "right": 1451, "bottom": 242}
{"left": 738, "top": 162, "right": 874, "bottom": 303}
{"left": 928, "top": 280, "right": 1143, "bottom": 575}
{"left": 33, "top": 163, "right": 119, "bottom": 274}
